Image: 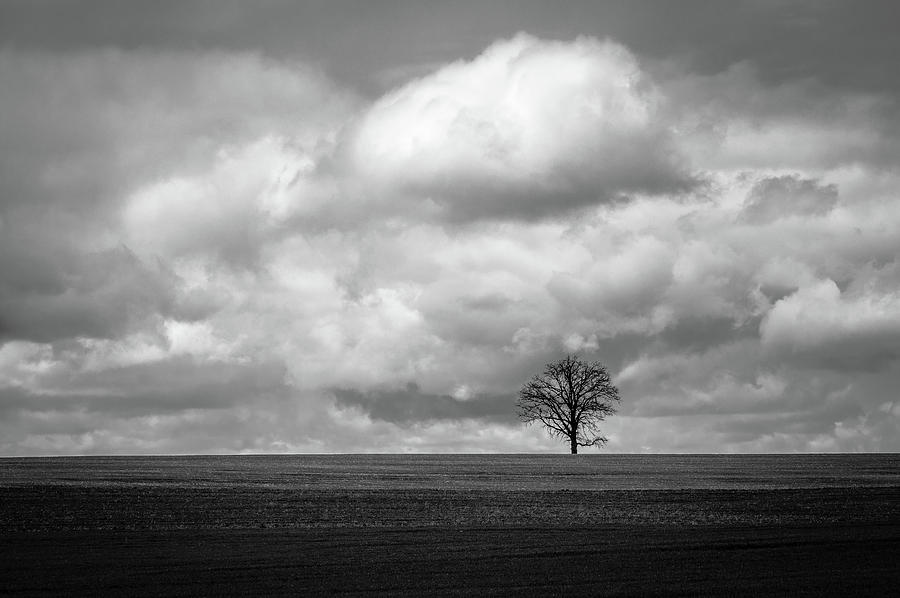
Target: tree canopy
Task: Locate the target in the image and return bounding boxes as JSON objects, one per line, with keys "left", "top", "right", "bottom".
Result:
{"left": 517, "top": 355, "right": 620, "bottom": 454}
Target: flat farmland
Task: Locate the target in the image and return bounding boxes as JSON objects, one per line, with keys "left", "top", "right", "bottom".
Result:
{"left": 2, "top": 454, "right": 898, "bottom": 596}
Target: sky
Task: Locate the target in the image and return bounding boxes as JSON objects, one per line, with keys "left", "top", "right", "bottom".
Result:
{"left": 1, "top": 0, "right": 899, "bottom": 455}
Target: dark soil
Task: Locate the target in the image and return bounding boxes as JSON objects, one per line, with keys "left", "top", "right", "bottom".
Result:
{"left": 2, "top": 455, "right": 898, "bottom": 596}
{"left": 2, "top": 485, "right": 899, "bottom": 531}
{"left": 2, "top": 484, "right": 899, "bottom": 596}
{"left": 3, "top": 525, "right": 898, "bottom": 597}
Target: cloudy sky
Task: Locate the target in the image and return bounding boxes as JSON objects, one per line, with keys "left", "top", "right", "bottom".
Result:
{"left": 2, "top": 0, "right": 899, "bottom": 455}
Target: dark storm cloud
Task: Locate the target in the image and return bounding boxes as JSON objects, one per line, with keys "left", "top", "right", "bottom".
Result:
{"left": 4, "top": 1, "right": 899, "bottom": 95}
{"left": 0, "top": 242, "right": 212, "bottom": 343}
{"left": 418, "top": 292, "right": 534, "bottom": 348}
{"left": 740, "top": 176, "right": 838, "bottom": 224}
{"left": 705, "top": 375, "right": 891, "bottom": 447}
{"left": 0, "top": 355, "right": 301, "bottom": 455}
{"left": 332, "top": 383, "right": 517, "bottom": 425}
{"left": 0, "top": 356, "right": 290, "bottom": 418}
{"left": 657, "top": 316, "right": 763, "bottom": 355}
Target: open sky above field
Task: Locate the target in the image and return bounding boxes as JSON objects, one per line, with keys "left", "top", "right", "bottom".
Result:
{"left": 1, "top": 0, "right": 899, "bottom": 454}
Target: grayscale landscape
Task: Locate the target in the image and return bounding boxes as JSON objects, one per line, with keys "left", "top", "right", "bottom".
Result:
{"left": 2, "top": 1, "right": 900, "bottom": 595}
{"left": 2, "top": 454, "right": 898, "bottom": 595}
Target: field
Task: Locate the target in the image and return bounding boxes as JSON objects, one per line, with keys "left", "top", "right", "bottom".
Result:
{"left": 2, "top": 454, "right": 898, "bottom": 596}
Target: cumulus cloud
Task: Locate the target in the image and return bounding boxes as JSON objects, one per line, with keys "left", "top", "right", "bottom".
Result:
{"left": 0, "top": 47, "right": 357, "bottom": 340}
{"left": 345, "top": 33, "right": 694, "bottom": 221}
{"left": 2, "top": 27, "right": 900, "bottom": 454}
{"left": 761, "top": 279, "right": 900, "bottom": 370}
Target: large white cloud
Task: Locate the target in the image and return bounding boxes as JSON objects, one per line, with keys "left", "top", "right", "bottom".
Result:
{"left": 345, "top": 33, "right": 693, "bottom": 221}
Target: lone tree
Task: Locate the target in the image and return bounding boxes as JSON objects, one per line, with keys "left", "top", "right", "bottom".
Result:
{"left": 517, "top": 355, "right": 620, "bottom": 454}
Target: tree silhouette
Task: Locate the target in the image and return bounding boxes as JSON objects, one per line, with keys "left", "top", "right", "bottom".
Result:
{"left": 517, "top": 355, "right": 620, "bottom": 454}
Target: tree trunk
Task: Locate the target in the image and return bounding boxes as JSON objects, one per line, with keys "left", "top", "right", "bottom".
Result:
{"left": 570, "top": 435, "right": 577, "bottom": 454}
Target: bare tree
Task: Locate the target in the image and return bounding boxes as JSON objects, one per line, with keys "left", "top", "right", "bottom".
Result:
{"left": 517, "top": 355, "right": 620, "bottom": 454}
